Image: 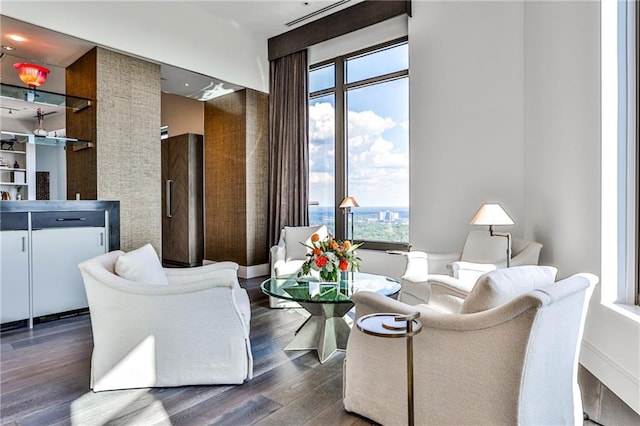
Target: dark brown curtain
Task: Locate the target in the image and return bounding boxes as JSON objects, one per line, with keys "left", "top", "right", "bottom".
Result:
{"left": 268, "top": 50, "right": 309, "bottom": 246}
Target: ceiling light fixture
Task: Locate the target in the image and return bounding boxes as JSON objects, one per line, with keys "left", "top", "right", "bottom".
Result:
{"left": 2, "top": 45, "right": 16, "bottom": 51}
{"left": 13, "top": 62, "right": 50, "bottom": 88}
{"left": 8, "top": 34, "right": 26, "bottom": 42}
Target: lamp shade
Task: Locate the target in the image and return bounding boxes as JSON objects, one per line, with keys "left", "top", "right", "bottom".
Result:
{"left": 470, "top": 203, "right": 514, "bottom": 226}
{"left": 13, "top": 63, "right": 50, "bottom": 88}
{"left": 339, "top": 196, "right": 359, "bottom": 209}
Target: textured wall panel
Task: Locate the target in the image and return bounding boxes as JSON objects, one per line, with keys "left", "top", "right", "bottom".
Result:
{"left": 96, "top": 48, "right": 161, "bottom": 253}
{"left": 204, "top": 89, "right": 268, "bottom": 266}
{"left": 204, "top": 90, "right": 248, "bottom": 263}
{"left": 245, "top": 90, "right": 269, "bottom": 265}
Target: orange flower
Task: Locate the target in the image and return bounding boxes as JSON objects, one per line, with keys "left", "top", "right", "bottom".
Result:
{"left": 313, "top": 248, "right": 322, "bottom": 256}
{"left": 315, "top": 256, "right": 328, "bottom": 268}
{"left": 311, "top": 233, "right": 320, "bottom": 242}
{"left": 330, "top": 240, "right": 339, "bottom": 250}
{"left": 339, "top": 259, "right": 349, "bottom": 271}
{"left": 343, "top": 240, "right": 352, "bottom": 250}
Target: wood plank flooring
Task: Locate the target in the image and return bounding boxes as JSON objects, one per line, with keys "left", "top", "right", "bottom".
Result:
{"left": 0, "top": 277, "right": 376, "bottom": 426}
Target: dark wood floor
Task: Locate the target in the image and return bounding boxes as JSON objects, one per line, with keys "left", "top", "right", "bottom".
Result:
{"left": 0, "top": 277, "right": 375, "bottom": 426}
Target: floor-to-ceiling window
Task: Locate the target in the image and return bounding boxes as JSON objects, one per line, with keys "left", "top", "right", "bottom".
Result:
{"left": 308, "top": 37, "right": 409, "bottom": 249}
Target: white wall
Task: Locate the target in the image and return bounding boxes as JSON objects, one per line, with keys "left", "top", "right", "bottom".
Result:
{"left": 523, "top": 1, "right": 639, "bottom": 413}
{"left": 523, "top": 1, "right": 601, "bottom": 276}
{"left": 408, "top": 1, "right": 525, "bottom": 252}
{"left": 35, "top": 144, "right": 66, "bottom": 200}
{"left": 408, "top": 0, "right": 638, "bottom": 413}
{"left": 2, "top": 1, "right": 268, "bottom": 92}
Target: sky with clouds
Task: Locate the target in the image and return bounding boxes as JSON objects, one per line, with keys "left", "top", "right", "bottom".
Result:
{"left": 309, "top": 77, "right": 409, "bottom": 208}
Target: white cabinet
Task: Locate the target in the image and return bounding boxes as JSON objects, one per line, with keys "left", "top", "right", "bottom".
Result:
{"left": 31, "top": 211, "right": 107, "bottom": 317}
{"left": 0, "top": 213, "right": 30, "bottom": 323}
{"left": 32, "top": 227, "right": 106, "bottom": 316}
{"left": 0, "top": 206, "right": 114, "bottom": 328}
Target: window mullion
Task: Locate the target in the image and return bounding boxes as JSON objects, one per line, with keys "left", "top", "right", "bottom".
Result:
{"left": 335, "top": 56, "right": 347, "bottom": 240}
{"left": 344, "top": 69, "right": 409, "bottom": 91}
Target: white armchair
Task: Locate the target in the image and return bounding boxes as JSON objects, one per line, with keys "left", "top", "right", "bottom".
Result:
{"left": 78, "top": 245, "right": 252, "bottom": 392}
{"left": 399, "top": 230, "right": 543, "bottom": 310}
{"left": 268, "top": 224, "right": 328, "bottom": 308}
{"left": 344, "top": 266, "right": 598, "bottom": 426}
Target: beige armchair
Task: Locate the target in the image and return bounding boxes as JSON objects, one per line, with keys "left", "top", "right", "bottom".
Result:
{"left": 343, "top": 266, "right": 598, "bottom": 426}
{"left": 268, "top": 224, "right": 328, "bottom": 308}
{"left": 78, "top": 246, "right": 252, "bottom": 392}
{"left": 399, "top": 230, "right": 543, "bottom": 310}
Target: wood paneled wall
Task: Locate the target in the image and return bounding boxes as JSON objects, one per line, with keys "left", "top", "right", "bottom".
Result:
{"left": 66, "top": 48, "right": 98, "bottom": 201}
{"left": 204, "top": 89, "right": 268, "bottom": 266}
{"left": 66, "top": 47, "right": 162, "bottom": 253}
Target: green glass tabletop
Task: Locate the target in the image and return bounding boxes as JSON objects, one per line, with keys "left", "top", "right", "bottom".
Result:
{"left": 261, "top": 272, "right": 401, "bottom": 304}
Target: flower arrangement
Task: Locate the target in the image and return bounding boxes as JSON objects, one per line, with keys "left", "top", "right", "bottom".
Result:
{"left": 298, "top": 233, "right": 363, "bottom": 282}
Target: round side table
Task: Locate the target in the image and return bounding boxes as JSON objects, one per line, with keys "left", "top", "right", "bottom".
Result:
{"left": 356, "top": 312, "right": 422, "bottom": 426}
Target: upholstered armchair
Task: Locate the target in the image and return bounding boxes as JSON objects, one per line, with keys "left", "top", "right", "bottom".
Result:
{"left": 269, "top": 224, "right": 328, "bottom": 308}
{"left": 343, "top": 266, "right": 598, "bottom": 426}
{"left": 399, "top": 230, "right": 543, "bottom": 310}
{"left": 78, "top": 244, "right": 252, "bottom": 392}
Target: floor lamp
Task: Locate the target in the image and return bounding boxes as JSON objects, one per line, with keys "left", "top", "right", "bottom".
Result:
{"left": 339, "top": 196, "right": 359, "bottom": 241}
{"left": 470, "top": 203, "right": 515, "bottom": 267}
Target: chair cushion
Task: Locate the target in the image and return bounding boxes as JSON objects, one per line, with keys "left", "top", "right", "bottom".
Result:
{"left": 460, "top": 265, "right": 558, "bottom": 314}
{"left": 115, "top": 243, "right": 168, "bottom": 285}
{"left": 461, "top": 230, "right": 509, "bottom": 264}
{"left": 283, "top": 225, "right": 328, "bottom": 261}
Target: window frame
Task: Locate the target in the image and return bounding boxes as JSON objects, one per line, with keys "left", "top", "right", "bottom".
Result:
{"left": 616, "top": 0, "right": 639, "bottom": 306}
{"left": 627, "top": 2, "right": 640, "bottom": 306}
{"left": 308, "top": 36, "right": 409, "bottom": 250}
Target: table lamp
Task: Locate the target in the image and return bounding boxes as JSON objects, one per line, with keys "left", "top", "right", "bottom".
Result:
{"left": 470, "top": 203, "right": 514, "bottom": 267}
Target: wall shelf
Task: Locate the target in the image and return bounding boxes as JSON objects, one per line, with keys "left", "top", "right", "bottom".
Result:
{"left": 0, "top": 83, "right": 91, "bottom": 112}
{"left": 1, "top": 131, "right": 92, "bottom": 147}
{"left": 1, "top": 83, "right": 94, "bottom": 201}
{"left": 0, "top": 149, "right": 26, "bottom": 155}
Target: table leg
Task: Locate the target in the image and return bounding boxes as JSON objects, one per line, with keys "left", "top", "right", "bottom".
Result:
{"left": 284, "top": 302, "right": 354, "bottom": 363}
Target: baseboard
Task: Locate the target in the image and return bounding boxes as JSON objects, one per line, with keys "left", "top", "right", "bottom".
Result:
{"left": 580, "top": 339, "right": 640, "bottom": 414}
{"left": 237, "top": 263, "right": 269, "bottom": 279}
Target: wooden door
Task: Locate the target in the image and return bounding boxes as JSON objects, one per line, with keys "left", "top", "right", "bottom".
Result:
{"left": 162, "top": 134, "right": 203, "bottom": 266}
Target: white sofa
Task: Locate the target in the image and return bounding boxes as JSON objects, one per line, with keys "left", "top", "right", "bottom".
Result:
{"left": 344, "top": 265, "right": 598, "bottom": 426}
{"left": 78, "top": 245, "right": 252, "bottom": 391}
{"left": 268, "top": 224, "right": 328, "bottom": 308}
{"left": 399, "top": 230, "right": 543, "bottom": 311}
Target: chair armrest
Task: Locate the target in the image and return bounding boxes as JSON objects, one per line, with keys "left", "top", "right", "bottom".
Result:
{"left": 399, "top": 251, "right": 429, "bottom": 283}
{"left": 449, "top": 261, "right": 497, "bottom": 275}
{"left": 352, "top": 291, "right": 423, "bottom": 320}
{"left": 164, "top": 262, "right": 241, "bottom": 287}
{"left": 426, "top": 251, "right": 461, "bottom": 275}
{"left": 510, "top": 241, "right": 543, "bottom": 266}
{"left": 427, "top": 274, "right": 475, "bottom": 295}
{"left": 270, "top": 244, "right": 286, "bottom": 276}
{"left": 424, "top": 274, "right": 475, "bottom": 313}
{"left": 163, "top": 261, "right": 238, "bottom": 277}
{"left": 270, "top": 244, "right": 285, "bottom": 261}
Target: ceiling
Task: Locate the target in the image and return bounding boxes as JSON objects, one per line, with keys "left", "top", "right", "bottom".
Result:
{"left": 0, "top": 1, "right": 361, "bottom": 97}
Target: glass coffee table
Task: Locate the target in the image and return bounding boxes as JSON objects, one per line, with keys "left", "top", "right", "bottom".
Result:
{"left": 261, "top": 272, "right": 401, "bottom": 363}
